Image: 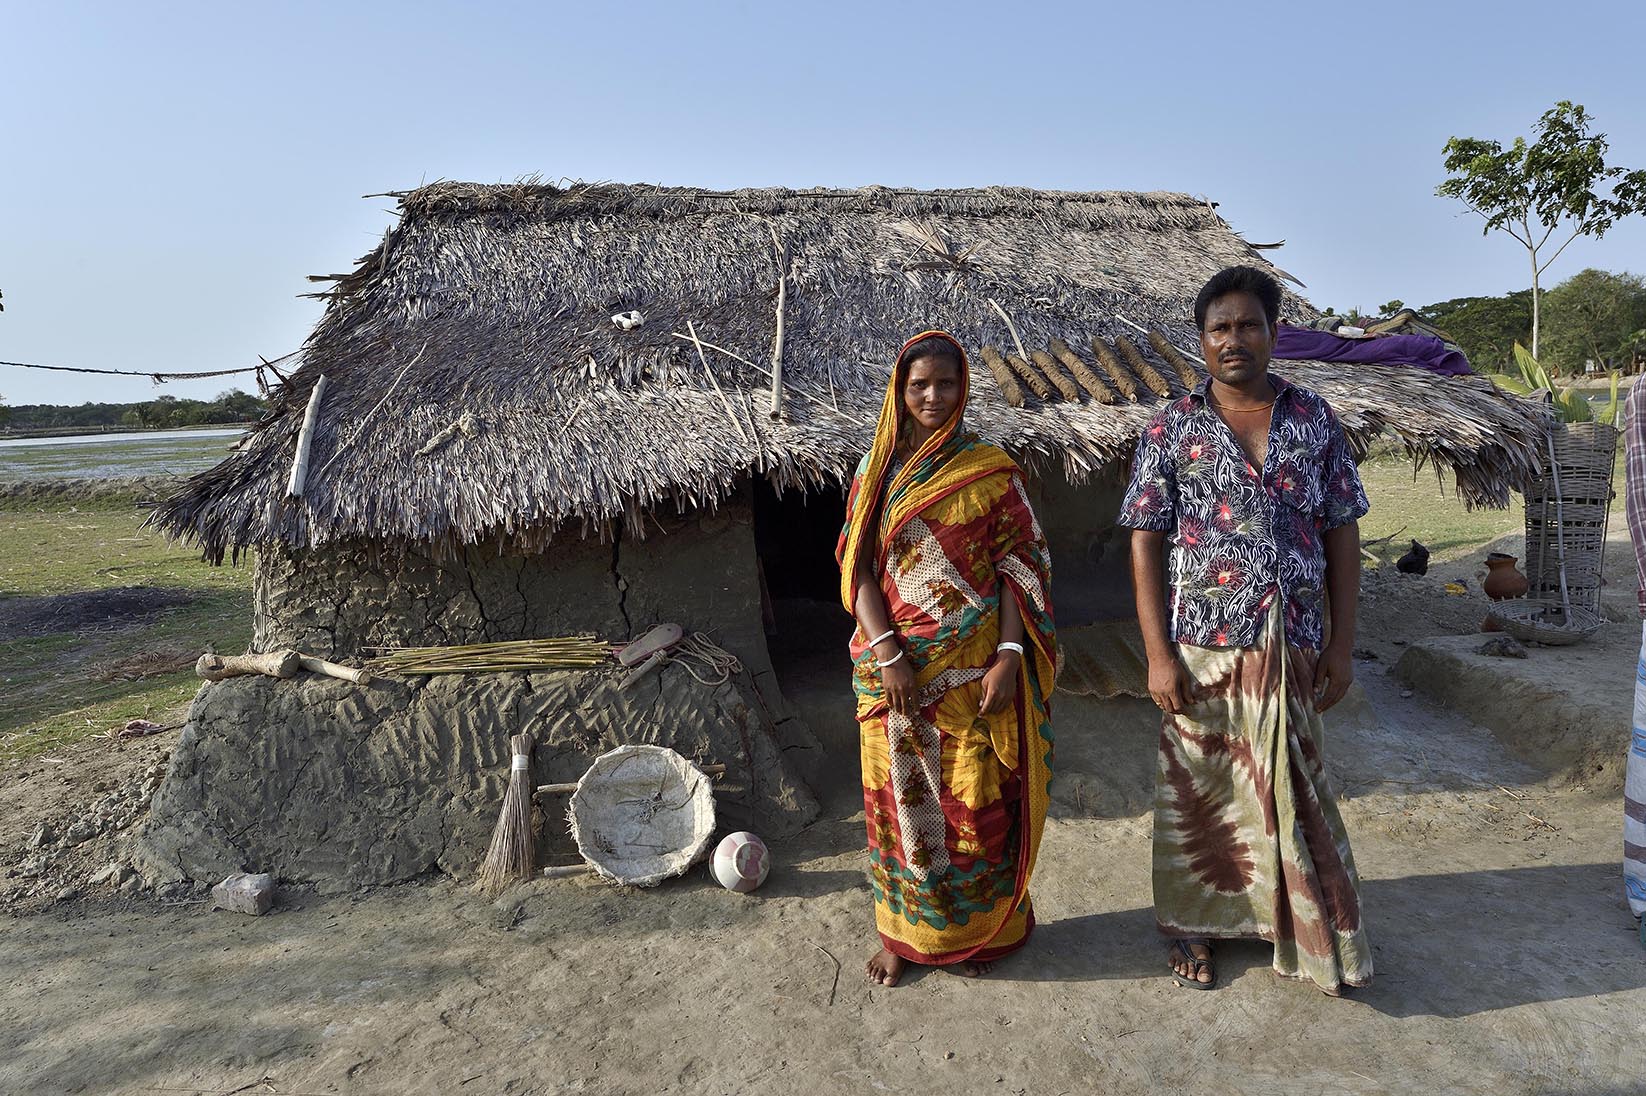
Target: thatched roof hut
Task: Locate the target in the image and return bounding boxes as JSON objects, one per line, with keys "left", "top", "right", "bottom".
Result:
{"left": 134, "top": 182, "right": 1553, "bottom": 891}
{"left": 152, "top": 182, "right": 1546, "bottom": 561}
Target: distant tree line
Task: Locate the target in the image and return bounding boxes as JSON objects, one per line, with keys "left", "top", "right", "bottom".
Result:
{"left": 3, "top": 388, "right": 267, "bottom": 432}
{"left": 1327, "top": 268, "right": 1646, "bottom": 376}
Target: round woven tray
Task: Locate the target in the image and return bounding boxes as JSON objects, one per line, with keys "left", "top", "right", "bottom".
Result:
{"left": 1485, "top": 599, "right": 1604, "bottom": 646}
{"left": 567, "top": 745, "right": 717, "bottom": 887}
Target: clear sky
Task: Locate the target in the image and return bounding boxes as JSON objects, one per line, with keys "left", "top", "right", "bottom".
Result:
{"left": 3, "top": 0, "right": 1643, "bottom": 405}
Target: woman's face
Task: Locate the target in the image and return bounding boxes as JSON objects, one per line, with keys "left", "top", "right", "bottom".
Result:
{"left": 901, "top": 355, "right": 962, "bottom": 435}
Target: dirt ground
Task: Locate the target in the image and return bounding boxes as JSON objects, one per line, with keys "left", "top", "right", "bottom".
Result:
{"left": 3, "top": 644, "right": 1645, "bottom": 1093}
{"left": 3, "top": 522, "right": 1645, "bottom": 1094}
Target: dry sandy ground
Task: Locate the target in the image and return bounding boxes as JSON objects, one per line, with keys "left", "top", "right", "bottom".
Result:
{"left": 2, "top": 654, "right": 1644, "bottom": 1096}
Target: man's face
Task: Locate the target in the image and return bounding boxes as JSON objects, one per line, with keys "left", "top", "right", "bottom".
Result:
{"left": 1199, "top": 291, "right": 1276, "bottom": 387}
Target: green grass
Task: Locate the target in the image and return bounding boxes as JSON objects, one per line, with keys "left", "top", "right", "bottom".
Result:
{"left": 0, "top": 508, "right": 253, "bottom": 764}
{"left": 1358, "top": 446, "right": 1626, "bottom": 563}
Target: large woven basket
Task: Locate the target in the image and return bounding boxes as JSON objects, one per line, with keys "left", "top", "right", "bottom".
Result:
{"left": 1522, "top": 420, "right": 1617, "bottom": 613}
{"left": 1491, "top": 420, "right": 1616, "bottom": 646}
{"left": 566, "top": 745, "right": 717, "bottom": 887}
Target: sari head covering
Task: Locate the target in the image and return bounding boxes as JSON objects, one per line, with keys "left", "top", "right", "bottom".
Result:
{"left": 835, "top": 330, "right": 1059, "bottom": 966}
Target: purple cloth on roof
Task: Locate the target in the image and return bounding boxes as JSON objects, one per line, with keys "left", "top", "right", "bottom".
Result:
{"left": 1273, "top": 324, "right": 1472, "bottom": 377}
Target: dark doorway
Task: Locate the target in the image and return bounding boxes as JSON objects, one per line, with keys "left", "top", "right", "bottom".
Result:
{"left": 751, "top": 477, "right": 858, "bottom": 765}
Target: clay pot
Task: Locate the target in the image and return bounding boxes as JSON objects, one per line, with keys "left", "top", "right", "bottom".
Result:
{"left": 1483, "top": 552, "right": 1530, "bottom": 601}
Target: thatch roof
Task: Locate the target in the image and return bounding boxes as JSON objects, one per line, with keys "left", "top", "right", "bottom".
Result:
{"left": 152, "top": 182, "right": 1550, "bottom": 560}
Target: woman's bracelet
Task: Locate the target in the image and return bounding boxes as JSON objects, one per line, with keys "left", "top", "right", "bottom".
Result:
{"left": 866, "top": 627, "right": 897, "bottom": 649}
{"left": 996, "top": 641, "right": 1026, "bottom": 659}
{"left": 875, "top": 649, "right": 907, "bottom": 669}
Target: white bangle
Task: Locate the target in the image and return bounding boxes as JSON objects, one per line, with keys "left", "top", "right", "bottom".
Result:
{"left": 996, "top": 641, "right": 1026, "bottom": 658}
{"left": 875, "top": 649, "right": 907, "bottom": 669}
{"left": 866, "top": 628, "right": 897, "bottom": 648}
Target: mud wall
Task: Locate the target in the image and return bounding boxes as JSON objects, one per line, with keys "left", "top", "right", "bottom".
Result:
{"left": 132, "top": 661, "right": 820, "bottom": 890}
{"left": 1031, "top": 462, "right": 1133, "bottom": 627}
{"left": 251, "top": 486, "right": 819, "bottom": 778}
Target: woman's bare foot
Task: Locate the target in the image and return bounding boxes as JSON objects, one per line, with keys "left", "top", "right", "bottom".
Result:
{"left": 866, "top": 948, "right": 907, "bottom": 987}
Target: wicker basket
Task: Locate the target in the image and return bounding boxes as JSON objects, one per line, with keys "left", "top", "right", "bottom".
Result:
{"left": 1522, "top": 420, "right": 1617, "bottom": 614}
{"left": 1492, "top": 420, "right": 1616, "bottom": 646}
{"left": 566, "top": 745, "right": 717, "bottom": 887}
{"left": 1485, "top": 599, "right": 1604, "bottom": 646}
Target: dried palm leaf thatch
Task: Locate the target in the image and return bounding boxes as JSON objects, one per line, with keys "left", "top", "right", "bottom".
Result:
{"left": 145, "top": 181, "right": 1551, "bottom": 560}
{"left": 977, "top": 346, "right": 1026, "bottom": 407}
{"left": 1091, "top": 337, "right": 1141, "bottom": 401}
{"left": 1004, "top": 352, "right": 1054, "bottom": 401}
{"left": 1115, "top": 335, "right": 1174, "bottom": 398}
{"left": 1031, "top": 350, "right": 1083, "bottom": 402}
{"left": 1050, "top": 338, "right": 1116, "bottom": 403}
{"left": 1149, "top": 330, "right": 1203, "bottom": 388}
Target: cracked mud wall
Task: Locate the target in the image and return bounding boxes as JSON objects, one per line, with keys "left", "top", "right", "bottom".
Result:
{"left": 131, "top": 660, "right": 820, "bottom": 890}
{"left": 251, "top": 486, "right": 819, "bottom": 774}
{"left": 137, "top": 487, "right": 828, "bottom": 888}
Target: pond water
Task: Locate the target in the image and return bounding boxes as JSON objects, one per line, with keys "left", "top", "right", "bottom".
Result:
{"left": 0, "top": 428, "right": 247, "bottom": 480}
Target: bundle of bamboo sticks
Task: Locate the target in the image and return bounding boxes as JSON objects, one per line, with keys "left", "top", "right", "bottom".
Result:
{"left": 367, "top": 637, "right": 613, "bottom": 675}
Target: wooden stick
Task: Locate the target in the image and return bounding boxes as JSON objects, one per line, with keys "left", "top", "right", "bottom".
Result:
{"left": 686, "top": 321, "right": 751, "bottom": 445}
{"left": 298, "top": 654, "right": 373, "bottom": 685}
{"left": 987, "top": 298, "right": 1028, "bottom": 361}
{"left": 1116, "top": 314, "right": 1208, "bottom": 366}
{"left": 541, "top": 864, "right": 592, "bottom": 879}
{"left": 196, "top": 649, "right": 301, "bottom": 682}
{"left": 620, "top": 650, "right": 668, "bottom": 690}
{"left": 535, "top": 763, "right": 725, "bottom": 797}
{"left": 767, "top": 223, "right": 788, "bottom": 420}
{"left": 285, "top": 375, "right": 328, "bottom": 498}
{"left": 668, "top": 333, "right": 844, "bottom": 417}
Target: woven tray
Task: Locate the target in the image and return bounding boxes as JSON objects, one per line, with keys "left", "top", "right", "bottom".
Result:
{"left": 566, "top": 745, "right": 717, "bottom": 887}
{"left": 1485, "top": 599, "right": 1605, "bottom": 646}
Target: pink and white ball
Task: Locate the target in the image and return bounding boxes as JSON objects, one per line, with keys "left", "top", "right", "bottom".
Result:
{"left": 710, "top": 831, "right": 770, "bottom": 893}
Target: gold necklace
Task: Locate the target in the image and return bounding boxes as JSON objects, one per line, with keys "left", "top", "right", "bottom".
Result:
{"left": 1210, "top": 396, "right": 1275, "bottom": 413}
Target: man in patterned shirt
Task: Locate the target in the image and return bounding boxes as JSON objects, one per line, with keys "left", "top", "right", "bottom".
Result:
{"left": 1119, "top": 265, "right": 1373, "bottom": 995}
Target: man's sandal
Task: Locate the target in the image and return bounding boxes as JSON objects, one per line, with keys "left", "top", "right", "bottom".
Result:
{"left": 1169, "top": 938, "right": 1216, "bottom": 990}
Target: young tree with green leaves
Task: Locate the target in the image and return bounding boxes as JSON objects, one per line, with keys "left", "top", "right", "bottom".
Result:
{"left": 1437, "top": 101, "right": 1646, "bottom": 358}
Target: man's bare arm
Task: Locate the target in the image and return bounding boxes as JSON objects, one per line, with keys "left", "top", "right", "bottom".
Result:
{"left": 1315, "top": 520, "right": 1360, "bottom": 712}
{"left": 1130, "top": 528, "right": 1188, "bottom": 713}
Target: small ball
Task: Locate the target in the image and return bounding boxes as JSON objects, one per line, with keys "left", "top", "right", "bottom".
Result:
{"left": 710, "top": 831, "right": 770, "bottom": 893}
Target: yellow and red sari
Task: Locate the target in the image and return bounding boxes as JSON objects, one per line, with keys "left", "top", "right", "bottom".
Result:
{"left": 836, "top": 331, "right": 1059, "bottom": 965}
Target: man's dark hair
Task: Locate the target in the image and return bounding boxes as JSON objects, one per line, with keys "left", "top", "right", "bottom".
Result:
{"left": 1193, "top": 265, "right": 1283, "bottom": 330}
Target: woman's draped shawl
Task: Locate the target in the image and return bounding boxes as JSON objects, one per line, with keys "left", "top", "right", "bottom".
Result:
{"left": 835, "top": 331, "right": 1059, "bottom": 963}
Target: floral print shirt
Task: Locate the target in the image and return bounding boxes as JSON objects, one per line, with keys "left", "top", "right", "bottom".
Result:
{"left": 1117, "top": 374, "right": 1368, "bottom": 650}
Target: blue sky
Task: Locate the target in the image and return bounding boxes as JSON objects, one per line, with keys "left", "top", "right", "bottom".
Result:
{"left": 3, "top": 0, "right": 1644, "bottom": 405}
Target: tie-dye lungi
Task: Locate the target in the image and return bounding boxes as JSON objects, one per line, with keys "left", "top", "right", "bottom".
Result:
{"left": 1153, "top": 601, "right": 1372, "bottom": 994}
{"left": 1626, "top": 622, "right": 1646, "bottom": 919}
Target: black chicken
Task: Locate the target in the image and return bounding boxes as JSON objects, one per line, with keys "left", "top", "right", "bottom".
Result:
{"left": 1396, "top": 539, "right": 1430, "bottom": 575}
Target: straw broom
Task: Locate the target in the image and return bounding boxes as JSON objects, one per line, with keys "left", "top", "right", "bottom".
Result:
{"left": 476, "top": 731, "right": 537, "bottom": 895}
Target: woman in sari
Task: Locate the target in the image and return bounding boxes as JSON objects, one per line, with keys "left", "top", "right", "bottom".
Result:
{"left": 836, "top": 331, "right": 1059, "bottom": 987}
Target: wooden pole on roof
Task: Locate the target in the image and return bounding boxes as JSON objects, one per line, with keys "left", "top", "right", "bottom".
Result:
{"left": 286, "top": 375, "right": 328, "bottom": 499}
{"left": 767, "top": 224, "right": 788, "bottom": 420}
